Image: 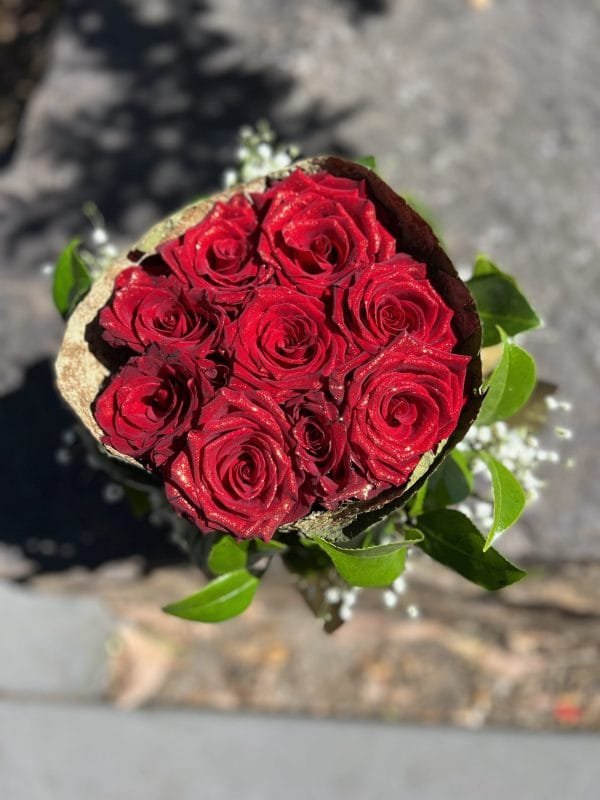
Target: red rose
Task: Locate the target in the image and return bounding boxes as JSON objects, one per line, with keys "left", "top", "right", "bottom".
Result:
{"left": 99, "top": 267, "right": 224, "bottom": 356}
{"left": 165, "top": 389, "right": 305, "bottom": 540}
{"left": 229, "top": 285, "right": 343, "bottom": 402}
{"left": 333, "top": 254, "right": 457, "bottom": 369}
{"left": 284, "top": 392, "right": 368, "bottom": 510}
{"left": 159, "top": 194, "right": 269, "bottom": 308}
{"left": 255, "top": 169, "right": 396, "bottom": 296}
{"left": 344, "top": 336, "right": 470, "bottom": 487}
{"left": 93, "top": 348, "right": 217, "bottom": 466}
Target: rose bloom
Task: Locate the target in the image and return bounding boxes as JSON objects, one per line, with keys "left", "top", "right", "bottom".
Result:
{"left": 333, "top": 253, "right": 457, "bottom": 368}
{"left": 229, "top": 285, "right": 343, "bottom": 402}
{"left": 344, "top": 336, "right": 470, "bottom": 487}
{"left": 159, "top": 194, "right": 269, "bottom": 308}
{"left": 93, "top": 348, "right": 217, "bottom": 466}
{"left": 165, "top": 389, "right": 307, "bottom": 540}
{"left": 284, "top": 391, "right": 368, "bottom": 510}
{"left": 99, "top": 267, "right": 224, "bottom": 356}
{"left": 255, "top": 169, "right": 396, "bottom": 296}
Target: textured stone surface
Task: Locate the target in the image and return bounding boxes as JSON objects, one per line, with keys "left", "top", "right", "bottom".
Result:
{"left": 32, "top": 557, "right": 600, "bottom": 731}
{"left": 1, "top": 700, "right": 599, "bottom": 800}
{"left": 0, "top": 580, "right": 114, "bottom": 697}
{"left": 0, "top": 0, "right": 598, "bottom": 558}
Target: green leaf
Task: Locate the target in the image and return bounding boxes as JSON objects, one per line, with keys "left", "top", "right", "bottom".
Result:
{"left": 476, "top": 451, "right": 526, "bottom": 550}
{"left": 123, "top": 486, "right": 151, "bottom": 519}
{"left": 450, "top": 449, "right": 474, "bottom": 486}
{"left": 360, "top": 513, "right": 398, "bottom": 548}
{"left": 281, "top": 536, "right": 333, "bottom": 576}
{"left": 403, "top": 194, "right": 444, "bottom": 241}
{"left": 472, "top": 254, "right": 502, "bottom": 278}
{"left": 207, "top": 537, "right": 249, "bottom": 575}
{"left": 467, "top": 255, "right": 541, "bottom": 346}
{"left": 52, "top": 238, "right": 92, "bottom": 318}
{"left": 422, "top": 451, "right": 474, "bottom": 512}
{"left": 311, "top": 531, "right": 423, "bottom": 588}
{"left": 254, "top": 540, "right": 287, "bottom": 554}
{"left": 414, "top": 509, "right": 526, "bottom": 590}
{"left": 355, "top": 155, "right": 377, "bottom": 171}
{"left": 407, "top": 482, "right": 428, "bottom": 518}
{"left": 477, "top": 330, "right": 537, "bottom": 425}
{"left": 163, "top": 570, "right": 259, "bottom": 622}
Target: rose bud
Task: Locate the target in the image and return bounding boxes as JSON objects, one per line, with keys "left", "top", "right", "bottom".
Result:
{"left": 284, "top": 391, "right": 370, "bottom": 510}
{"left": 164, "top": 389, "right": 307, "bottom": 541}
{"left": 98, "top": 267, "right": 225, "bottom": 356}
{"left": 255, "top": 169, "right": 396, "bottom": 296}
{"left": 229, "top": 285, "right": 344, "bottom": 403}
{"left": 158, "top": 194, "right": 270, "bottom": 309}
{"left": 343, "top": 336, "right": 470, "bottom": 489}
{"left": 93, "top": 347, "right": 216, "bottom": 466}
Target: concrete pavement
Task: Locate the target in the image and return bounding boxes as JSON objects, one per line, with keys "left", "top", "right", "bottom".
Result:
{"left": 1, "top": 700, "right": 598, "bottom": 800}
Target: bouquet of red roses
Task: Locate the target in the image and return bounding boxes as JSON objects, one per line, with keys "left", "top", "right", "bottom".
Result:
{"left": 55, "top": 154, "right": 542, "bottom": 628}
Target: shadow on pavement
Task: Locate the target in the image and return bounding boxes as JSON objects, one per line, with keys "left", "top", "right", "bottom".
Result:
{"left": 1, "top": 0, "right": 353, "bottom": 266}
{"left": 0, "top": 359, "right": 183, "bottom": 575}
{"left": 335, "top": 0, "right": 390, "bottom": 21}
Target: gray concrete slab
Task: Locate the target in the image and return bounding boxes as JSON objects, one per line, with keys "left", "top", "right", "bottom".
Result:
{"left": 0, "top": 581, "right": 114, "bottom": 698}
{"left": 1, "top": 701, "right": 598, "bottom": 800}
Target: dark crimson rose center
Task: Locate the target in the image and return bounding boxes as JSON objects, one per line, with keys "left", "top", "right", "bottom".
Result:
{"left": 151, "top": 385, "right": 173, "bottom": 413}
{"left": 209, "top": 238, "right": 247, "bottom": 271}
{"left": 386, "top": 394, "right": 419, "bottom": 427}
{"left": 377, "top": 299, "right": 407, "bottom": 334}
{"left": 303, "top": 420, "right": 330, "bottom": 457}
{"left": 311, "top": 234, "right": 334, "bottom": 261}
{"left": 149, "top": 304, "right": 185, "bottom": 333}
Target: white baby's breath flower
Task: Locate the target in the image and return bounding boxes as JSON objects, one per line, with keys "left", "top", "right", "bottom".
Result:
{"left": 102, "top": 244, "right": 118, "bottom": 259}
{"left": 60, "top": 428, "right": 77, "bottom": 446}
{"left": 554, "top": 426, "right": 573, "bottom": 440}
{"left": 325, "top": 587, "right": 342, "bottom": 604}
{"left": 342, "top": 588, "right": 359, "bottom": 608}
{"left": 54, "top": 448, "right": 72, "bottom": 466}
{"left": 273, "top": 151, "right": 293, "bottom": 169}
{"left": 223, "top": 169, "right": 238, "bottom": 188}
{"left": 102, "top": 482, "right": 125, "bottom": 504}
{"left": 92, "top": 227, "right": 108, "bottom": 246}
{"left": 256, "top": 142, "right": 273, "bottom": 160}
{"left": 223, "top": 122, "right": 299, "bottom": 188}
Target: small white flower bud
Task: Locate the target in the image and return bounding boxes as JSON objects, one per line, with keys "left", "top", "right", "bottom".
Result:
{"left": 325, "top": 587, "right": 342, "bottom": 604}
{"left": 102, "top": 482, "right": 125, "bottom": 504}
{"left": 92, "top": 228, "right": 108, "bottom": 245}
